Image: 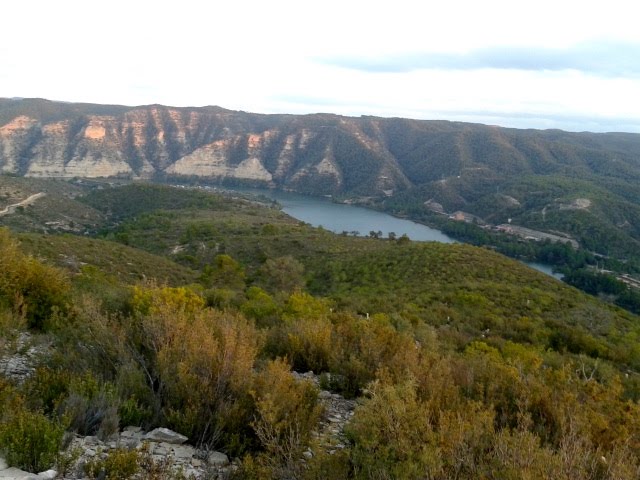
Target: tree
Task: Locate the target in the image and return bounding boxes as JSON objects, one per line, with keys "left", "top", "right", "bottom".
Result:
{"left": 255, "top": 256, "right": 305, "bottom": 294}
{"left": 200, "top": 254, "right": 246, "bottom": 290}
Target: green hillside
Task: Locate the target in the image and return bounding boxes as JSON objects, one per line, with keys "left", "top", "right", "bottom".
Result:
{"left": 2, "top": 180, "right": 640, "bottom": 478}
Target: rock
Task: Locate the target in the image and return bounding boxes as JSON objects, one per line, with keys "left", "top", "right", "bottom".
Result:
{"left": 184, "top": 467, "right": 200, "bottom": 479}
{"left": 152, "top": 443, "right": 170, "bottom": 455}
{"left": 0, "top": 466, "right": 38, "bottom": 479}
{"left": 36, "top": 471, "right": 57, "bottom": 479}
{"left": 82, "top": 436, "right": 102, "bottom": 446}
{"left": 0, "top": 456, "right": 6, "bottom": 470}
{"left": 120, "top": 427, "right": 144, "bottom": 448}
{"left": 143, "top": 428, "right": 188, "bottom": 445}
{"left": 302, "top": 450, "right": 313, "bottom": 459}
{"left": 171, "top": 445, "right": 196, "bottom": 460}
{"left": 207, "top": 451, "right": 229, "bottom": 466}
{"left": 292, "top": 371, "right": 356, "bottom": 453}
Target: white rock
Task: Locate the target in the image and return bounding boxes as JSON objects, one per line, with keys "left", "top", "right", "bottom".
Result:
{"left": 207, "top": 451, "right": 229, "bottom": 466}
{"left": 152, "top": 443, "right": 170, "bottom": 455}
{"left": 143, "top": 428, "right": 188, "bottom": 445}
{"left": 83, "top": 436, "right": 102, "bottom": 446}
{"left": 171, "top": 445, "right": 196, "bottom": 460}
{"left": 184, "top": 467, "right": 200, "bottom": 479}
{"left": 0, "top": 455, "right": 7, "bottom": 470}
{"left": 36, "top": 470, "right": 57, "bottom": 479}
{"left": 0, "top": 466, "right": 38, "bottom": 479}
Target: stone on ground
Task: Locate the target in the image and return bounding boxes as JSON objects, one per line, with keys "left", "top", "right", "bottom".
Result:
{"left": 143, "top": 427, "right": 188, "bottom": 444}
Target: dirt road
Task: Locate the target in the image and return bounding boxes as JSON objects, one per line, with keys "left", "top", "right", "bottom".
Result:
{"left": 0, "top": 192, "right": 46, "bottom": 216}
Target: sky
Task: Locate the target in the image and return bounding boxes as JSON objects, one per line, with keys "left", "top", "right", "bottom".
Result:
{"left": 2, "top": 0, "right": 640, "bottom": 133}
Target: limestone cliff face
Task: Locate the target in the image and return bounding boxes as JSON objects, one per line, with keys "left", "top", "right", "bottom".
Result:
{"left": 5, "top": 98, "right": 639, "bottom": 199}
{"left": 0, "top": 99, "right": 411, "bottom": 195}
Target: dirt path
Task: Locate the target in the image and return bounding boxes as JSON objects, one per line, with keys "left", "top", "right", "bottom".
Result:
{"left": 0, "top": 192, "right": 46, "bottom": 216}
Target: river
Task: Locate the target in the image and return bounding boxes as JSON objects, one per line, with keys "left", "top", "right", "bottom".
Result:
{"left": 224, "top": 187, "right": 563, "bottom": 280}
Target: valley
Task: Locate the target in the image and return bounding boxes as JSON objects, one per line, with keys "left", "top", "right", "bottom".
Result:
{"left": 1, "top": 98, "right": 640, "bottom": 478}
{"left": 2, "top": 98, "right": 639, "bottom": 292}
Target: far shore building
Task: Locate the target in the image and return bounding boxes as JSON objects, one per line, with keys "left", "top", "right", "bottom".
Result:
{"left": 496, "top": 224, "right": 579, "bottom": 248}
{"left": 449, "top": 211, "right": 486, "bottom": 225}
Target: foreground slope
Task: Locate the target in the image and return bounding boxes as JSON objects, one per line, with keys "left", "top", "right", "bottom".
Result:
{"left": 1, "top": 181, "right": 640, "bottom": 478}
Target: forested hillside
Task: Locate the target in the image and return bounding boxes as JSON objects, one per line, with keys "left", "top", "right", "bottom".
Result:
{"left": 1, "top": 180, "right": 640, "bottom": 478}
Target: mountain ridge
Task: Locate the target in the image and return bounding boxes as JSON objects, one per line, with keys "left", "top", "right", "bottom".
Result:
{"left": 2, "top": 98, "right": 639, "bottom": 191}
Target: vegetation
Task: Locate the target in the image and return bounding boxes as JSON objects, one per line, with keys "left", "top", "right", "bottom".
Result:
{"left": 0, "top": 401, "right": 66, "bottom": 473}
{"left": 2, "top": 181, "right": 640, "bottom": 478}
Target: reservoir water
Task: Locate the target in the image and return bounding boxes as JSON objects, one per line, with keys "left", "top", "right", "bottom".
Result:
{"left": 254, "top": 189, "right": 455, "bottom": 243}
{"left": 226, "top": 188, "right": 563, "bottom": 280}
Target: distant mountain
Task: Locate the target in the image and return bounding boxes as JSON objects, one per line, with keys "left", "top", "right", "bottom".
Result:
{"left": 2, "top": 97, "right": 640, "bottom": 258}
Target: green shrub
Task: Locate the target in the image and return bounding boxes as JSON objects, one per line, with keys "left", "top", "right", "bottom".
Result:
{"left": 84, "top": 444, "right": 189, "bottom": 480}
{"left": 23, "top": 367, "right": 71, "bottom": 415}
{"left": 0, "top": 228, "right": 71, "bottom": 330}
{"left": 118, "top": 396, "right": 152, "bottom": 428}
{"left": 84, "top": 447, "right": 139, "bottom": 479}
{"left": 0, "top": 408, "right": 65, "bottom": 472}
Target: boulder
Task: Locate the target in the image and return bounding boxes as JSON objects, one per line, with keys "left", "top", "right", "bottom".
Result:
{"left": 207, "top": 451, "right": 229, "bottom": 466}
{"left": 36, "top": 471, "right": 56, "bottom": 480}
{"left": 143, "top": 427, "right": 188, "bottom": 445}
{"left": 171, "top": 445, "right": 197, "bottom": 460}
{"left": 0, "top": 466, "right": 39, "bottom": 479}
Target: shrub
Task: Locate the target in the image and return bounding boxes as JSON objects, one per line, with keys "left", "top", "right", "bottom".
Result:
{"left": 84, "top": 444, "right": 190, "bottom": 480}
{"left": 59, "top": 374, "right": 120, "bottom": 439}
{"left": 240, "top": 287, "right": 279, "bottom": 326}
{"left": 84, "top": 447, "right": 139, "bottom": 479}
{"left": 130, "top": 289, "right": 262, "bottom": 451}
{"left": 346, "top": 379, "right": 438, "bottom": 479}
{"left": 328, "top": 313, "right": 420, "bottom": 397}
{"left": 265, "top": 315, "right": 333, "bottom": 373}
{"left": 0, "top": 408, "right": 66, "bottom": 473}
{"left": 118, "top": 396, "right": 153, "bottom": 428}
{"left": 250, "top": 359, "right": 323, "bottom": 478}
{"left": 0, "top": 228, "right": 71, "bottom": 330}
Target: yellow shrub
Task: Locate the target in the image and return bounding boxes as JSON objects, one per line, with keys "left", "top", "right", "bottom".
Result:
{"left": 250, "top": 359, "right": 322, "bottom": 477}
{"left": 0, "top": 228, "right": 70, "bottom": 329}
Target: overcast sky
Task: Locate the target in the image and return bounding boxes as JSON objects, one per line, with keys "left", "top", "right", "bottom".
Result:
{"left": 2, "top": 0, "right": 640, "bottom": 132}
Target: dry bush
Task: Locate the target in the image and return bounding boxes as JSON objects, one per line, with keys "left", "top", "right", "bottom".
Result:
{"left": 250, "top": 358, "right": 323, "bottom": 479}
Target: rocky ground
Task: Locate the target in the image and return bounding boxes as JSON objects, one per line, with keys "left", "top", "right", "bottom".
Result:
{"left": 0, "top": 338, "right": 358, "bottom": 479}
{"left": 0, "top": 426, "right": 230, "bottom": 479}
{"left": 292, "top": 371, "right": 357, "bottom": 460}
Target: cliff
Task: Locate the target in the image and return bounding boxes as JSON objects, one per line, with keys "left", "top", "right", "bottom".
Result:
{"left": 1, "top": 98, "right": 640, "bottom": 201}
